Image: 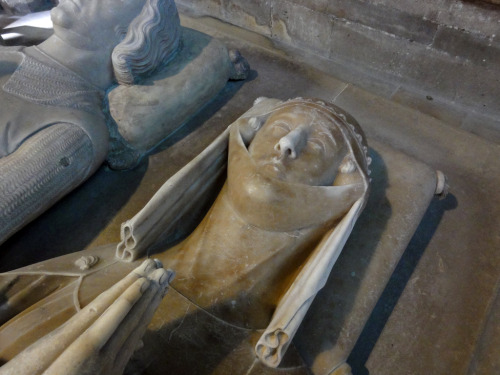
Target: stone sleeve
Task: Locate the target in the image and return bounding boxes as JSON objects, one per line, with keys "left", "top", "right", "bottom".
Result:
{"left": 0, "top": 123, "right": 94, "bottom": 244}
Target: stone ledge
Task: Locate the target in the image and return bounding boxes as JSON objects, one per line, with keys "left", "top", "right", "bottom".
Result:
{"left": 176, "top": 0, "right": 500, "bottom": 138}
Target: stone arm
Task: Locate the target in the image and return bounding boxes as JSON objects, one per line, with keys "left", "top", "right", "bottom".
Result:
{"left": 0, "top": 259, "right": 174, "bottom": 375}
{"left": 116, "top": 127, "right": 230, "bottom": 261}
{"left": 0, "top": 123, "right": 94, "bottom": 245}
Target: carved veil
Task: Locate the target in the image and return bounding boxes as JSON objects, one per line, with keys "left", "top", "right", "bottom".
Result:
{"left": 117, "top": 97, "right": 371, "bottom": 367}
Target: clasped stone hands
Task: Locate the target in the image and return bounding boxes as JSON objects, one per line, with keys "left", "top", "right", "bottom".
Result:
{"left": 0, "top": 259, "right": 174, "bottom": 375}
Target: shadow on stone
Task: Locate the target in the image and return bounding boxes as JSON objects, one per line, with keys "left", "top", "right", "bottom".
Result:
{"left": 151, "top": 68, "right": 258, "bottom": 156}
{"left": 0, "top": 64, "right": 256, "bottom": 273}
{"left": 125, "top": 288, "right": 308, "bottom": 375}
{"left": 293, "top": 148, "right": 390, "bottom": 373}
{"left": 347, "top": 193, "right": 458, "bottom": 374}
{"left": 0, "top": 160, "right": 148, "bottom": 271}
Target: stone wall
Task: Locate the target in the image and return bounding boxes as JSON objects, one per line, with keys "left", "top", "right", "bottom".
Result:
{"left": 176, "top": 0, "right": 500, "bottom": 138}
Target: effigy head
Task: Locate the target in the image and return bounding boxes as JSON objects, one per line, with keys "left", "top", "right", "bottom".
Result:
{"left": 50, "top": 0, "right": 181, "bottom": 85}
{"left": 227, "top": 97, "right": 371, "bottom": 233}
{"left": 246, "top": 98, "right": 371, "bottom": 187}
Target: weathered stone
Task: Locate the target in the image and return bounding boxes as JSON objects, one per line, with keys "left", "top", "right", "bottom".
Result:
{"left": 0, "top": 97, "right": 374, "bottom": 373}
{"left": 0, "top": 0, "right": 51, "bottom": 14}
{"left": 433, "top": 0, "right": 500, "bottom": 37}
{"left": 282, "top": 0, "right": 330, "bottom": 13}
{"left": 176, "top": 0, "right": 500, "bottom": 140}
{"left": 365, "top": 0, "right": 500, "bottom": 37}
{"left": 461, "top": 111, "right": 500, "bottom": 144}
{"left": 1, "top": 13, "right": 499, "bottom": 375}
{"left": 222, "top": 0, "right": 272, "bottom": 36}
{"left": 175, "top": 0, "right": 225, "bottom": 21}
{"left": 325, "top": 0, "right": 438, "bottom": 44}
{"left": 0, "top": 260, "right": 173, "bottom": 375}
{"left": 432, "top": 25, "right": 500, "bottom": 66}
{"left": 395, "top": 46, "right": 500, "bottom": 119}
{"left": 0, "top": 0, "right": 250, "bottom": 244}
{"left": 107, "top": 27, "right": 242, "bottom": 157}
{"left": 390, "top": 87, "right": 466, "bottom": 127}
{"left": 270, "top": 1, "right": 335, "bottom": 53}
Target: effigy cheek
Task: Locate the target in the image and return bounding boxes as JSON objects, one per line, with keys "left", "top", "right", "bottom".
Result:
{"left": 340, "top": 157, "right": 357, "bottom": 174}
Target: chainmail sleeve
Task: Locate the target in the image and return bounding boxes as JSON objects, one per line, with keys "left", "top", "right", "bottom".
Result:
{"left": 0, "top": 123, "right": 94, "bottom": 244}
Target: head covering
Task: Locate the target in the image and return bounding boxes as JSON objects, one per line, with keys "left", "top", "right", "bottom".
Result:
{"left": 247, "top": 98, "right": 371, "bottom": 367}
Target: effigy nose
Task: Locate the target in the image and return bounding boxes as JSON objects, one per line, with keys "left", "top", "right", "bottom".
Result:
{"left": 274, "top": 126, "right": 307, "bottom": 159}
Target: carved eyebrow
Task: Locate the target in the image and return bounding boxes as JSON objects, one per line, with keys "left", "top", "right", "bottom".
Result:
{"left": 309, "top": 111, "right": 338, "bottom": 147}
{"left": 308, "top": 137, "right": 326, "bottom": 152}
{"left": 316, "top": 130, "right": 337, "bottom": 147}
{"left": 272, "top": 121, "right": 291, "bottom": 131}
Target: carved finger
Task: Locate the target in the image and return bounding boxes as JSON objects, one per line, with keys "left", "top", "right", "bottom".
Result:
{"left": 97, "top": 272, "right": 161, "bottom": 374}
{"left": 110, "top": 268, "right": 173, "bottom": 375}
{"left": 42, "top": 276, "right": 152, "bottom": 375}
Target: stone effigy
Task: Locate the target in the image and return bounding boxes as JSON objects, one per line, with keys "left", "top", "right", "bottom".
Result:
{"left": 0, "top": 97, "right": 370, "bottom": 374}
{"left": 0, "top": 0, "right": 249, "bottom": 245}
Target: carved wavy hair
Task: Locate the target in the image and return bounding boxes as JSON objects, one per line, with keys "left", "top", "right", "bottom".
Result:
{"left": 111, "top": 0, "right": 181, "bottom": 85}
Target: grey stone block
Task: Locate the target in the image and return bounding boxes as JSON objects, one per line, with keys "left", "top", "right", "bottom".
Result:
{"left": 283, "top": 0, "right": 439, "bottom": 44}
{"left": 222, "top": 0, "right": 272, "bottom": 36}
{"left": 398, "top": 47, "right": 500, "bottom": 117}
{"left": 280, "top": 0, "right": 330, "bottom": 13}
{"left": 175, "top": 0, "right": 225, "bottom": 20}
{"left": 461, "top": 112, "right": 500, "bottom": 144}
{"left": 175, "top": 0, "right": 500, "bottom": 137}
{"left": 270, "top": 1, "right": 335, "bottom": 53}
{"left": 362, "top": 0, "right": 500, "bottom": 37}
{"left": 433, "top": 0, "right": 500, "bottom": 37}
{"left": 177, "top": 0, "right": 272, "bottom": 36}
{"left": 267, "top": 0, "right": 500, "bottom": 120}
{"left": 391, "top": 87, "right": 466, "bottom": 127}
{"left": 327, "top": 0, "right": 438, "bottom": 44}
{"left": 432, "top": 25, "right": 500, "bottom": 66}
{"left": 328, "top": 21, "right": 410, "bottom": 76}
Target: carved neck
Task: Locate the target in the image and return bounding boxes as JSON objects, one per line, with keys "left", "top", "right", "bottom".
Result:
{"left": 35, "top": 35, "right": 115, "bottom": 90}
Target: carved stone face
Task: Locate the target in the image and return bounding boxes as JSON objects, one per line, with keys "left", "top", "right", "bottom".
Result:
{"left": 248, "top": 105, "right": 348, "bottom": 186}
{"left": 51, "top": 0, "right": 143, "bottom": 48}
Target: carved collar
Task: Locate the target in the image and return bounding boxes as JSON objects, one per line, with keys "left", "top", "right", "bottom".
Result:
{"left": 2, "top": 47, "right": 102, "bottom": 113}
